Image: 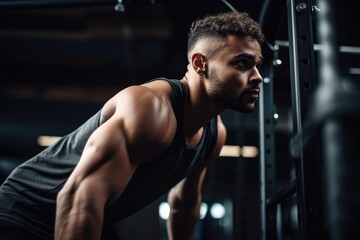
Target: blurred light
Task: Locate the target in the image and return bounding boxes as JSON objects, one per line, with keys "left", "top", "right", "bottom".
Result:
{"left": 263, "top": 77, "right": 271, "bottom": 83}
{"left": 290, "top": 203, "right": 298, "bottom": 229}
{"left": 210, "top": 203, "right": 226, "bottom": 219}
{"left": 273, "top": 59, "right": 282, "bottom": 66}
{"left": 349, "top": 68, "right": 360, "bottom": 75}
{"left": 200, "top": 202, "right": 208, "bottom": 219}
{"left": 220, "top": 145, "right": 259, "bottom": 158}
{"left": 220, "top": 145, "right": 241, "bottom": 157}
{"left": 241, "top": 146, "right": 259, "bottom": 158}
{"left": 159, "top": 202, "right": 208, "bottom": 220}
{"left": 37, "top": 135, "right": 61, "bottom": 147}
{"left": 159, "top": 202, "right": 170, "bottom": 220}
{"left": 274, "top": 113, "right": 279, "bottom": 119}
{"left": 340, "top": 46, "right": 360, "bottom": 54}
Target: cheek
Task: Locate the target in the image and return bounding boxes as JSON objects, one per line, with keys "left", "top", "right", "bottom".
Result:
{"left": 218, "top": 67, "right": 241, "bottom": 84}
{"left": 228, "top": 73, "right": 247, "bottom": 95}
{"left": 210, "top": 65, "right": 247, "bottom": 94}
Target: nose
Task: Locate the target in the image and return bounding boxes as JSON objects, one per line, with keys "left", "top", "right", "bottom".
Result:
{"left": 250, "top": 67, "right": 263, "bottom": 85}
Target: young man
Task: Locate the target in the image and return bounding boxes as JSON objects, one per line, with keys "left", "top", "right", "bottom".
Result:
{"left": 0, "top": 11, "right": 264, "bottom": 240}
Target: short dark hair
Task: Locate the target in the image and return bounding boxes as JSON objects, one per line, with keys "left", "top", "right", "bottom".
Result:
{"left": 187, "top": 11, "right": 264, "bottom": 53}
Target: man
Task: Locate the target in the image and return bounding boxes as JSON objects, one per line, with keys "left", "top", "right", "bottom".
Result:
{"left": 0, "top": 11, "right": 264, "bottom": 240}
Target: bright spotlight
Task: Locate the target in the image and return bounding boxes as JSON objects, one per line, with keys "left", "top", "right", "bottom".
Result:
{"left": 159, "top": 202, "right": 170, "bottom": 220}
{"left": 200, "top": 202, "right": 208, "bottom": 219}
{"left": 210, "top": 203, "right": 226, "bottom": 219}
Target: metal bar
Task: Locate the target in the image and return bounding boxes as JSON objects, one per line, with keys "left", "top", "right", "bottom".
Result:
{"left": 322, "top": 119, "right": 360, "bottom": 240}
{"left": 274, "top": 40, "right": 360, "bottom": 55}
{"left": 287, "top": 0, "right": 325, "bottom": 239}
{"left": 259, "top": 76, "right": 278, "bottom": 240}
{"left": 0, "top": 0, "right": 115, "bottom": 9}
{"left": 233, "top": 113, "right": 247, "bottom": 240}
{"left": 266, "top": 180, "right": 296, "bottom": 208}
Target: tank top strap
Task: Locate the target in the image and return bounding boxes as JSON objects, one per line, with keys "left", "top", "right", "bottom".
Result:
{"left": 146, "top": 77, "right": 186, "bottom": 124}
{"left": 163, "top": 78, "right": 186, "bottom": 118}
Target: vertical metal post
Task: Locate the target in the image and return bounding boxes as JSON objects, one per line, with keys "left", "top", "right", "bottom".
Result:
{"left": 322, "top": 119, "right": 360, "bottom": 240}
{"left": 259, "top": 76, "right": 278, "bottom": 240}
{"left": 316, "top": 0, "right": 360, "bottom": 239}
{"left": 234, "top": 152, "right": 246, "bottom": 239}
{"left": 233, "top": 112, "right": 247, "bottom": 240}
{"left": 287, "top": 0, "right": 325, "bottom": 239}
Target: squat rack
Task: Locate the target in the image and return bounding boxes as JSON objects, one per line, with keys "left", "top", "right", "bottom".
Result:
{"left": 259, "top": 0, "right": 325, "bottom": 239}
{"left": 259, "top": 0, "right": 360, "bottom": 239}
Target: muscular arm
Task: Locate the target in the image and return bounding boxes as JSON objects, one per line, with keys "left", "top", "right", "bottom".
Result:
{"left": 167, "top": 168, "right": 207, "bottom": 240}
{"left": 55, "top": 87, "right": 175, "bottom": 240}
{"left": 167, "top": 116, "right": 227, "bottom": 240}
{"left": 55, "top": 116, "right": 135, "bottom": 240}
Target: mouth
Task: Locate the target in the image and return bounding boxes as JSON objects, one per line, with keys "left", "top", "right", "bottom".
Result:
{"left": 244, "top": 88, "right": 260, "bottom": 98}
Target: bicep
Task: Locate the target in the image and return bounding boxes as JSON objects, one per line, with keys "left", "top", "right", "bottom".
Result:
{"left": 62, "top": 118, "right": 136, "bottom": 207}
{"left": 62, "top": 87, "right": 175, "bottom": 205}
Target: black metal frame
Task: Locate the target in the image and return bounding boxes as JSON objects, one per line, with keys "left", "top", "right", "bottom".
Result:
{"left": 314, "top": 0, "right": 360, "bottom": 239}
{"left": 259, "top": 76, "right": 278, "bottom": 240}
{"left": 0, "top": 0, "right": 114, "bottom": 9}
{"left": 0, "top": 0, "right": 158, "bottom": 9}
{"left": 259, "top": 0, "right": 327, "bottom": 239}
{"left": 287, "top": 0, "right": 325, "bottom": 239}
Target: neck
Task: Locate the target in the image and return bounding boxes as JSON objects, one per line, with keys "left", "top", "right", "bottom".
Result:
{"left": 180, "top": 74, "right": 225, "bottom": 136}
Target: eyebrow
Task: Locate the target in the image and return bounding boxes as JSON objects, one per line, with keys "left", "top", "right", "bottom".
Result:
{"left": 235, "top": 53, "right": 264, "bottom": 65}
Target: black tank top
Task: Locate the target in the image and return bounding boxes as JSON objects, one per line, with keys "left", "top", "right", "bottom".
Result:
{"left": 0, "top": 78, "right": 218, "bottom": 239}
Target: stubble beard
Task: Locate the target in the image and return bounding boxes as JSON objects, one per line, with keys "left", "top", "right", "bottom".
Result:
{"left": 208, "top": 70, "right": 254, "bottom": 113}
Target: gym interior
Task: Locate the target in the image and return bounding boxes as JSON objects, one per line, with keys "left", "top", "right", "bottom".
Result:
{"left": 0, "top": 0, "right": 359, "bottom": 239}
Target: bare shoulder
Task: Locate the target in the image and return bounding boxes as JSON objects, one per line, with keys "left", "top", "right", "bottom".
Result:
{"left": 103, "top": 85, "right": 177, "bottom": 161}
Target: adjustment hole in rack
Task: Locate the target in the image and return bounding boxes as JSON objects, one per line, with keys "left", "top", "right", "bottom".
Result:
{"left": 303, "top": 82, "right": 311, "bottom": 89}
{"left": 301, "top": 34, "right": 308, "bottom": 42}
{"left": 302, "top": 58, "right": 310, "bottom": 65}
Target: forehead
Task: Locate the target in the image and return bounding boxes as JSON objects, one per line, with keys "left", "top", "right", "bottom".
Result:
{"left": 217, "top": 35, "right": 263, "bottom": 61}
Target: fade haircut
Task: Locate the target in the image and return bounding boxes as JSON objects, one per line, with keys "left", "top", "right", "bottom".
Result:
{"left": 187, "top": 11, "right": 264, "bottom": 54}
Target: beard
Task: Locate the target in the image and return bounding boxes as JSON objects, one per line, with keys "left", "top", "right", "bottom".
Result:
{"left": 208, "top": 70, "right": 255, "bottom": 113}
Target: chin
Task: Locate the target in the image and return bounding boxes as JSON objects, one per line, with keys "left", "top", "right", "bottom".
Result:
{"left": 231, "top": 96, "right": 258, "bottom": 112}
{"left": 229, "top": 104, "right": 255, "bottom": 113}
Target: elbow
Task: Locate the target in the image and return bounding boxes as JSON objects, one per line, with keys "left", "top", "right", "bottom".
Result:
{"left": 168, "top": 189, "right": 201, "bottom": 213}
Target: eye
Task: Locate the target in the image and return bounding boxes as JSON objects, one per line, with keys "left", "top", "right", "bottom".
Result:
{"left": 235, "top": 60, "right": 250, "bottom": 69}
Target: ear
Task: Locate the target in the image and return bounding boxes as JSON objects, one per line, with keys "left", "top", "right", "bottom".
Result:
{"left": 191, "top": 53, "right": 207, "bottom": 76}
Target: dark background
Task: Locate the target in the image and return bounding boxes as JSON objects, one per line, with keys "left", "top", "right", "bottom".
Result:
{"left": 0, "top": 0, "right": 359, "bottom": 239}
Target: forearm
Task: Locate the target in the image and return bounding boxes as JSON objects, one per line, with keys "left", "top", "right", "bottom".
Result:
{"left": 55, "top": 210, "right": 102, "bottom": 240}
{"left": 55, "top": 186, "right": 105, "bottom": 240}
{"left": 166, "top": 195, "right": 201, "bottom": 240}
{"left": 167, "top": 168, "right": 206, "bottom": 240}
